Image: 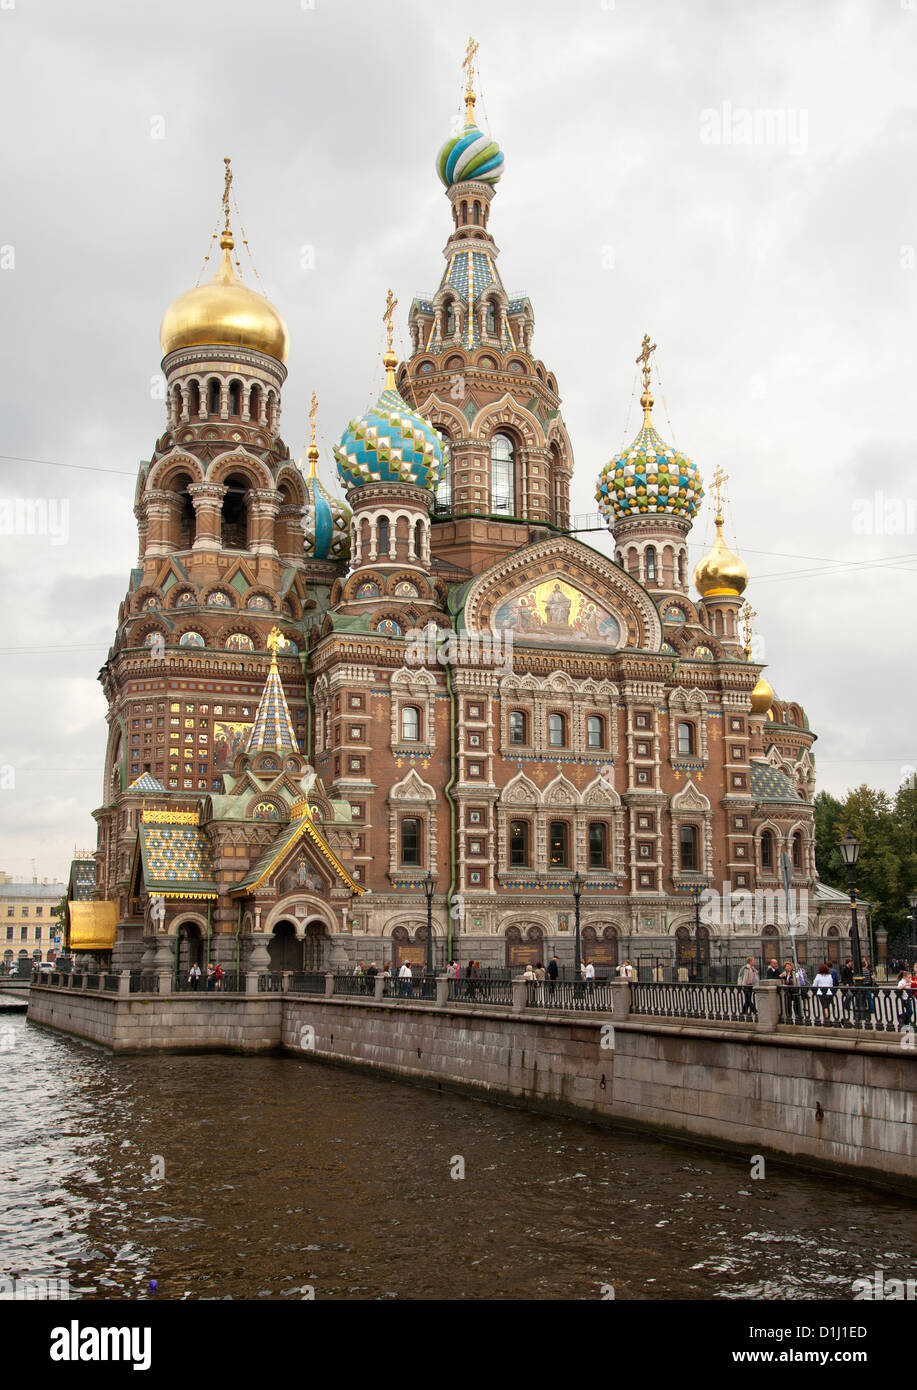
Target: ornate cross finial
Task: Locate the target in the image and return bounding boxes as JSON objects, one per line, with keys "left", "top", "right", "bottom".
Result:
{"left": 306, "top": 392, "right": 319, "bottom": 479}
{"left": 220, "top": 156, "right": 234, "bottom": 247}
{"left": 712, "top": 463, "right": 729, "bottom": 526}
{"left": 267, "top": 625, "right": 284, "bottom": 660}
{"left": 309, "top": 391, "right": 318, "bottom": 448}
{"left": 636, "top": 333, "right": 657, "bottom": 424}
{"left": 741, "top": 601, "right": 756, "bottom": 659}
{"left": 463, "top": 37, "right": 478, "bottom": 123}
{"left": 383, "top": 288, "right": 398, "bottom": 351}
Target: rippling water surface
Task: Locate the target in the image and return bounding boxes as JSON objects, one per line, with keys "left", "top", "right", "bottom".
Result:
{"left": 1, "top": 1013, "right": 911, "bottom": 1300}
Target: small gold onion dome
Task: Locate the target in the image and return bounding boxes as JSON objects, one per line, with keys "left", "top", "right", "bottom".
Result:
{"left": 693, "top": 518, "right": 750, "bottom": 598}
{"left": 160, "top": 230, "right": 289, "bottom": 363}
{"left": 749, "top": 674, "right": 774, "bottom": 715}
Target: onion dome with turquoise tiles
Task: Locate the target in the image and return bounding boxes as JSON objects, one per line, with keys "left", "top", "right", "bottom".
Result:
{"left": 246, "top": 628, "right": 299, "bottom": 755}
{"left": 334, "top": 347, "right": 444, "bottom": 493}
{"left": 304, "top": 442, "right": 350, "bottom": 561}
{"left": 596, "top": 366, "right": 703, "bottom": 524}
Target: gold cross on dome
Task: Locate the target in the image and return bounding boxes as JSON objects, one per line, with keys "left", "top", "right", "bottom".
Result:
{"left": 463, "top": 37, "right": 478, "bottom": 121}
{"left": 267, "top": 625, "right": 284, "bottom": 658}
{"left": 222, "top": 156, "right": 233, "bottom": 236}
{"left": 712, "top": 463, "right": 729, "bottom": 524}
{"left": 636, "top": 333, "right": 656, "bottom": 393}
{"left": 382, "top": 288, "right": 398, "bottom": 351}
{"left": 309, "top": 391, "right": 318, "bottom": 448}
{"left": 742, "top": 602, "right": 756, "bottom": 653}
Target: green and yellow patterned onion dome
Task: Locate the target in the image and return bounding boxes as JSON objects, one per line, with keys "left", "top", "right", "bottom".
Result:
{"left": 334, "top": 353, "right": 445, "bottom": 492}
{"left": 304, "top": 445, "right": 351, "bottom": 561}
{"left": 437, "top": 121, "right": 504, "bottom": 187}
{"left": 596, "top": 420, "right": 704, "bottom": 523}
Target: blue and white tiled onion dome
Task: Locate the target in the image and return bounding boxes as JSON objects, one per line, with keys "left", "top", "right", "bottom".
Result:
{"left": 436, "top": 123, "right": 504, "bottom": 187}
{"left": 304, "top": 448, "right": 351, "bottom": 561}
{"left": 334, "top": 377, "right": 445, "bottom": 492}
{"left": 596, "top": 421, "right": 704, "bottom": 523}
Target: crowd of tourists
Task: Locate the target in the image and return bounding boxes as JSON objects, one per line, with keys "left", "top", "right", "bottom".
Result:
{"left": 736, "top": 955, "right": 917, "bottom": 1024}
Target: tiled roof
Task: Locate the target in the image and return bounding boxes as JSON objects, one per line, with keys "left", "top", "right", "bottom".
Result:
{"left": 0, "top": 881, "right": 66, "bottom": 898}
{"left": 247, "top": 663, "right": 299, "bottom": 755}
{"left": 137, "top": 823, "right": 217, "bottom": 898}
{"left": 127, "top": 772, "right": 167, "bottom": 792}
{"left": 750, "top": 760, "right": 804, "bottom": 804}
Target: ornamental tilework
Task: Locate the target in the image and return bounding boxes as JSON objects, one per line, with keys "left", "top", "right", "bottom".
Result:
{"left": 596, "top": 422, "right": 704, "bottom": 521}
{"left": 139, "top": 824, "right": 217, "bottom": 894}
{"left": 750, "top": 761, "right": 804, "bottom": 804}
{"left": 335, "top": 385, "right": 444, "bottom": 492}
{"left": 246, "top": 664, "right": 299, "bottom": 755}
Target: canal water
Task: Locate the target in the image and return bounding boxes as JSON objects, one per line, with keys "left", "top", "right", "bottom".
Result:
{"left": 1, "top": 1013, "right": 911, "bottom": 1301}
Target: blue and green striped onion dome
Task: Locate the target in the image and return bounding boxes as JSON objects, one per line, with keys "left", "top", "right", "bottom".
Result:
{"left": 436, "top": 122, "right": 504, "bottom": 187}
{"left": 304, "top": 473, "right": 350, "bottom": 561}
{"left": 334, "top": 385, "right": 445, "bottom": 492}
{"left": 595, "top": 422, "right": 704, "bottom": 522}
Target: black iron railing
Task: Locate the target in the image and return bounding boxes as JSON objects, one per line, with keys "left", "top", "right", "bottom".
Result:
{"left": 289, "top": 972, "right": 327, "bottom": 994}
{"left": 257, "top": 972, "right": 284, "bottom": 993}
{"left": 449, "top": 976, "right": 513, "bottom": 1006}
{"left": 525, "top": 980, "right": 617, "bottom": 1012}
{"left": 382, "top": 975, "right": 436, "bottom": 1001}
{"left": 102, "top": 974, "right": 120, "bottom": 992}
{"left": 129, "top": 973, "right": 160, "bottom": 994}
{"left": 631, "top": 981, "right": 758, "bottom": 1022}
{"left": 778, "top": 985, "right": 909, "bottom": 1031}
{"left": 333, "top": 973, "right": 374, "bottom": 997}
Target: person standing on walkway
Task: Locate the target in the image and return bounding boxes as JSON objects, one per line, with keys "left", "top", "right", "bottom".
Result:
{"left": 779, "top": 959, "right": 802, "bottom": 1022}
{"left": 547, "top": 956, "right": 559, "bottom": 996}
{"left": 812, "top": 962, "right": 836, "bottom": 1021}
{"left": 617, "top": 959, "right": 635, "bottom": 980}
{"left": 738, "top": 957, "right": 758, "bottom": 1014}
{"left": 766, "top": 958, "right": 780, "bottom": 979}
{"left": 206, "top": 962, "right": 216, "bottom": 992}
{"left": 584, "top": 960, "right": 596, "bottom": 997}
{"left": 188, "top": 963, "right": 201, "bottom": 991}
{"left": 398, "top": 961, "right": 413, "bottom": 999}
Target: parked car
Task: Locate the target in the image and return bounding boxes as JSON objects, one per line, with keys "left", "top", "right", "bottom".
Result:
{"left": 38, "top": 963, "right": 54, "bottom": 974}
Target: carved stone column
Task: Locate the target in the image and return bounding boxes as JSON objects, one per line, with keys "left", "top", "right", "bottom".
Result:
{"left": 189, "top": 483, "right": 226, "bottom": 551}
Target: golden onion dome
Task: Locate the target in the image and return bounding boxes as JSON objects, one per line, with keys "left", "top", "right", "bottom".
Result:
{"left": 749, "top": 674, "right": 774, "bottom": 715}
{"left": 160, "top": 230, "right": 289, "bottom": 363}
{"left": 693, "top": 518, "right": 750, "bottom": 598}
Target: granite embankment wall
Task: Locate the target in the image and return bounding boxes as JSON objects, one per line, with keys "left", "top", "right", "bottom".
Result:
{"left": 27, "top": 986, "right": 917, "bottom": 1190}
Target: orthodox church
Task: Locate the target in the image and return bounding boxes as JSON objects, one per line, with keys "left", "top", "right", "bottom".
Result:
{"left": 66, "top": 50, "right": 860, "bottom": 979}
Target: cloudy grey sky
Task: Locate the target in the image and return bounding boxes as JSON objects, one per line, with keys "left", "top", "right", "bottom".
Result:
{"left": 1, "top": 0, "right": 915, "bottom": 882}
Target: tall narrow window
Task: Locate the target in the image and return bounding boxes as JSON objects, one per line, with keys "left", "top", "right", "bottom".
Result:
{"left": 548, "top": 713, "right": 566, "bottom": 747}
{"left": 473, "top": 202, "right": 481, "bottom": 225}
{"left": 645, "top": 546, "right": 657, "bottom": 582}
{"left": 207, "top": 378, "right": 221, "bottom": 415}
{"left": 587, "top": 716, "right": 604, "bottom": 749}
{"left": 549, "top": 821, "right": 569, "bottom": 868}
{"left": 377, "top": 516, "right": 390, "bottom": 556}
{"left": 676, "top": 721, "right": 695, "bottom": 756}
{"left": 486, "top": 300, "right": 496, "bottom": 336}
{"left": 228, "top": 381, "right": 242, "bottom": 417}
{"left": 400, "top": 817, "right": 421, "bottom": 866}
{"left": 188, "top": 380, "right": 201, "bottom": 416}
{"left": 792, "top": 833, "right": 802, "bottom": 869}
{"left": 588, "top": 823, "right": 607, "bottom": 869}
{"left": 509, "top": 710, "right": 527, "bottom": 745}
{"left": 509, "top": 820, "right": 530, "bottom": 868}
{"left": 679, "top": 824, "right": 699, "bottom": 872}
{"left": 760, "top": 830, "right": 774, "bottom": 871}
{"left": 401, "top": 706, "right": 421, "bottom": 742}
{"left": 678, "top": 552, "right": 686, "bottom": 587}
{"left": 435, "top": 432, "right": 451, "bottom": 511}
{"left": 444, "top": 301, "right": 456, "bottom": 337}
{"left": 491, "top": 433, "right": 515, "bottom": 514}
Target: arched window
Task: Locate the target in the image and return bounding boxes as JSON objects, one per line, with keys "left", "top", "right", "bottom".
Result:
{"left": 679, "top": 824, "right": 699, "bottom": 872}
{"left": 171, "top": 385, "right": 183, "bottom": 424}
{"left": 509, "top": 710, "right": 527, "bottom": 745}
{"left": 645, "top": 546, "right": 657, "bottom": 582}
{"left": 588, "top": 823, "right": 607, "bottom": 869}
{"left": 549, "top": 821, "right": 569, "bottom": 867}
{"left": 491, "top": 433, "right": 515, "bottom": 514}
{"left": 221, "top": 473, "right": 250, "bottom": 549}
{"left": 401, "top": 706, "right": 421, "bottom": 742}
{"left": 207, "top": 378, "right": 221, "bottom": 415}
{"left": 676, "top": 721, "right": 695, "bottom": 757}
{"left": 444, "top": 301, "right": 456, "bottom": 337}
{"left": 509, "top": 819, "right": 530, "bottom": 867}
{"left": 249, "top": 385, "right": 262, "bottom": 422}
{"left": 172, "top": 472, "right": 195, "bottom": 550}
{"left": 587, "top": 716, "right": 604, "bottom": 749}
{"left": 678, "top": 551, "right": 686, "bottom": 586}
{"left": 760, "top": 830, "right": 774, "bottom": 871}
{"left": 548, "top": 713, "right": 566, "bottom": 747}
{"left": 792, "top": 832, "right": 803, "bottom": 869}
{"left": 473, "top": 202, "right": 481, "bottom": 225}
{"left": 400, "top": 817, "right": 421, "bottom": 866}
{"left": 414, "top": 518, "right": 424, "bottom": 558}
{"left": 435, "top": 431, "right": 451, "bottom": 511}
{"left": 228, "top": 380, "right": 242, "bottom": 417}
{"left": 188, "top": 380, "right": 201, "bottom": 417}
{"left": 485, "top": 300, "right": 497, "bottom": 336}
{"left": 377, "top": 516, "right": 390, "bottom": 556}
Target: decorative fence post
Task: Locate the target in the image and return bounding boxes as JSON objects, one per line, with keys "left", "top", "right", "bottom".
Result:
{"left": 374, "top": 974, "right": 385, "bottom": 1002}
{"left": 435, "top": 973, "right": 450, "bottom": 1009}
{"left": 324, "top": 972, "right": 335, "bottom": 998}
{"left": 118, "top": 971, "right": 131, "bottom": 996}
{"left": 608, "top": 979, "right": 631, "bottom": 1018}
{"left": 753, "top": 980, "right": 780, "bottom": 1032}
{"left": 511, "top": 976, "right": 527, "bottom": 1014}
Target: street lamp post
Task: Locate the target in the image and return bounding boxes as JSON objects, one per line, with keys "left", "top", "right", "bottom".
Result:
{"left": 423, "top": 870, "right": 435, "bottom": 985}
{"left": 837, "top": 833, "right": 864, "bottom": 980}
{"left": 572, "top": 870, "right": 584, "bottom": 979}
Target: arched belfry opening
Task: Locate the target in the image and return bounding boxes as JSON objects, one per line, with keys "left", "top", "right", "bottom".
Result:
{"left": 221, "top": 473, "right": 251, "bottom": 550}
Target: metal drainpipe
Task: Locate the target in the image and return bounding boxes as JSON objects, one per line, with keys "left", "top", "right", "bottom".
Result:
{"left": 443, "top": 649, "right": 458, "bottom": 964}
{"left": 301, "top": 651, "right": 313, "bottom": 761}
{"left": 235, "top": 898, "right": 242, "bottom": 977}
{"left": 206, "top": 898, "right": 211, "bottom": 971}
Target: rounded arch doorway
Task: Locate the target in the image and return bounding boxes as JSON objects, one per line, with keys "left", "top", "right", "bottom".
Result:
{"left": 581, "top": 924, "right": 618, "bottom": 971}
{"left": 676, "top": 923, "right": 709, "bottom": 976}
{"left": 176, "top": 920, "right": 204, "bottom": 977}
{"left": 504, "top": 923, "right": 544, "bottom": 969}
{"left": 268, "top": 920, "right": 299, "bottom": 973}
